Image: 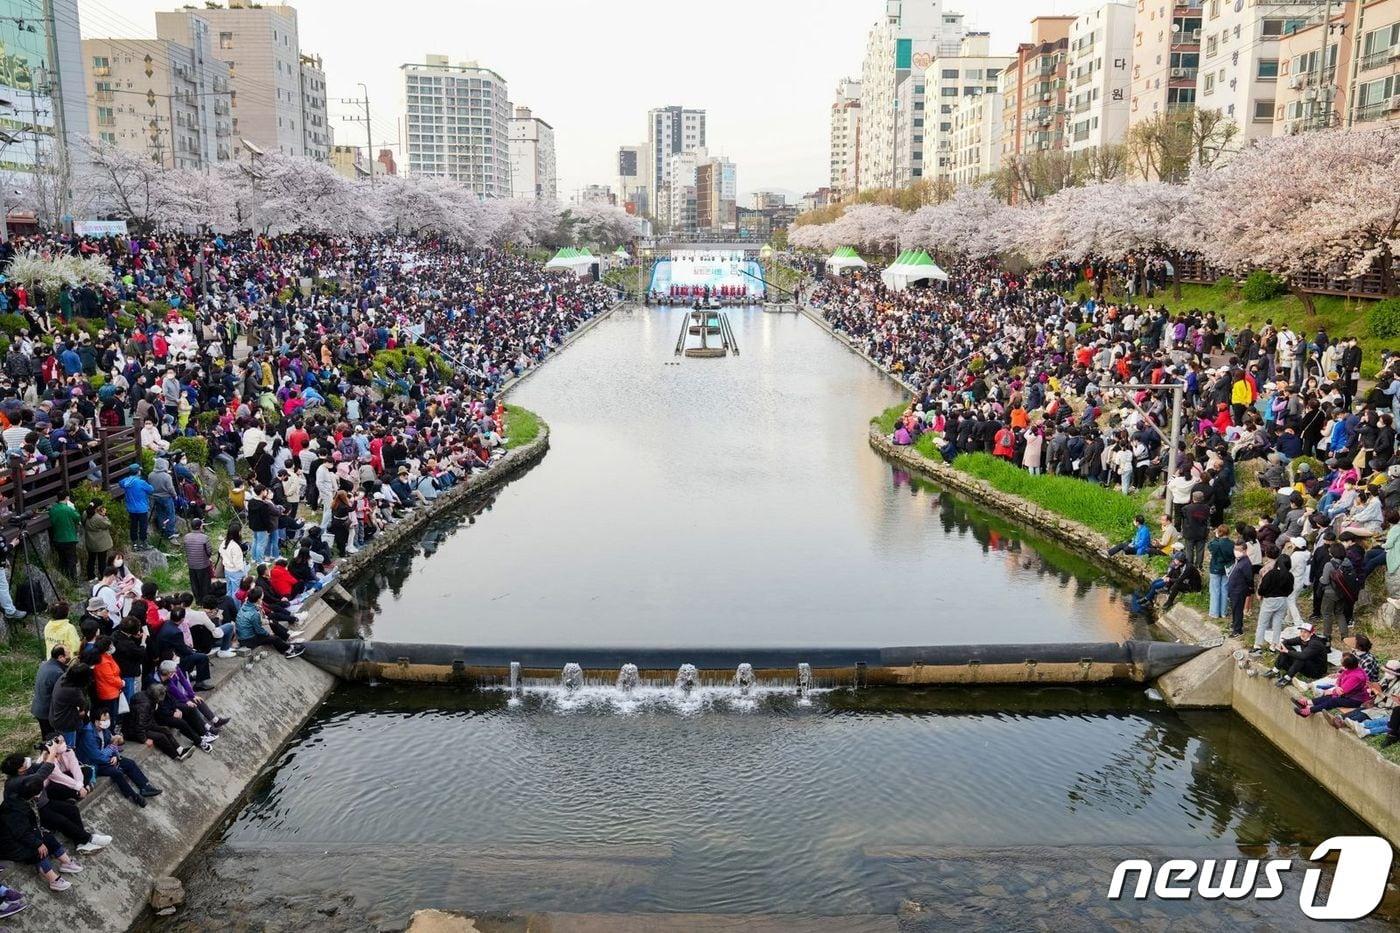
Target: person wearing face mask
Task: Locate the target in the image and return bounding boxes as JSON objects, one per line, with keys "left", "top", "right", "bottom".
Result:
{"left": 0, "top": 756, "right": 84, "bottom": 892}
{"left": 2, "top": 740, "right": 110, "bottom": 855}
{"left": 87, "top": 636, "right": 124, "bottom": 727}
{"left": 127, "top": 682, "right": 193, "bottom": 763}
{"left": 75, "top": 708, "right": 164, "bottom": 806}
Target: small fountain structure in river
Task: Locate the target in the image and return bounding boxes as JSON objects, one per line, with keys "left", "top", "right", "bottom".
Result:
{"left": 676, "top": 663, "right": 699, "bottom": 694}
{"left": 734, "top": 663, "right": 756, "bottom": 696}
{"left": 617, "top": 663, "right": 640, "bottom": 695}
{"left": 561, "top": 663, "right": 584, "bottom": 691}
{"left": 797, "top": 663, "right": 812, "bottom": 700}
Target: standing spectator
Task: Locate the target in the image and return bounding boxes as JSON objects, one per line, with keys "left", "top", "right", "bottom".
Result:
{"left": 1226, "top": 542, "right": 1254, "bottom": 637}
{"left": 29, "top": 646, "right": 68, "bottom": 737}
{"left": 119, "top": 464, "right": 154, "bottom": 548}
{"left": 1252, "top": 546, "right": 1293, "bottom": 651}
{"left": 182, "top": 518, "right": 214, "bottom": 602}
{"left": 82, "top": 501, "right": 113, "bottom": 582}
{"left": 47, "top": 493, "right": 80, "bottom": 578}
{"left": 148, "top": 457, "right": 178, "bottom": 539}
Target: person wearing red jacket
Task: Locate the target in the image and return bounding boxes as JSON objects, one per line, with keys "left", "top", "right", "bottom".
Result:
{"left": 268, "top": 557, "right": 299, "bottom": 601}
{"left": 89, "top": 636, "right": 125, "bottom": 725}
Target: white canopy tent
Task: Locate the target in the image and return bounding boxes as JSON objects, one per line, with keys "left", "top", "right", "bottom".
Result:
{"left": 880, "top": 250, "right": 949, "bottom": 291}
{"left": 825, "top": 246, "right": 868, "bottom": 275}
{"left": 544, "top": 247, "right": 596, "bottom": 278}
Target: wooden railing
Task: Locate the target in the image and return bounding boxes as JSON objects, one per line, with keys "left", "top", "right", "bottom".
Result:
{"left": 1173, "top": 255, "right": 1392, "bottom": 298}
{"left": 1, "top": 426, "right": 139, "bottom": 542}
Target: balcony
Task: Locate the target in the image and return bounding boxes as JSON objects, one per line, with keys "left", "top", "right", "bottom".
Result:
{"left": 93, "top": 90, "right": 113, "bottom": 103}
{"left": 1359, "top": 46, "right": 1399, "bottom": 72}
{"left": 1356, "top": 97, "right": 1399, "bottom": 122}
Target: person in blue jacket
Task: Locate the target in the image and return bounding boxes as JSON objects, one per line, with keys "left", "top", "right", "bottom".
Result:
{"left": 1106, "top": 515, "right": 1153, "bottom": 558}
{"left": 75, "top": 712, "right": 160, "bottom": 807}
{"left": 118, "top": 464, "right": 154, "bottom": 548}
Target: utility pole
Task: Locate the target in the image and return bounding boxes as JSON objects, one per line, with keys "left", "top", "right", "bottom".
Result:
{"left": 1313, "top": 0, "right": 1334, "bottom": 130}
{"left": 339, "top": 84, "right": 375, "bottom": 185}
{"left": 40, "top": 0, "right": 71, "bottom": 231}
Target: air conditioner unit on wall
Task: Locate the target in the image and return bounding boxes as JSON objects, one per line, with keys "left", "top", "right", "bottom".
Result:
{"left": 1170, "top": 68, "right": 1185, "bottom": 78}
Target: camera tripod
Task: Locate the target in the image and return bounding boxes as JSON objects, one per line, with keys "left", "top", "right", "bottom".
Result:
{"left": 4, "top": 519, "right": 59, "bottom": 636}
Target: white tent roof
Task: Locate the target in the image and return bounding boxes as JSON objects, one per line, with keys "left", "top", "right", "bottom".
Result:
{"left": 544, "top": 247, "right": 596, "bottom": 277}
{"left": 826, "top": 246, "right": 868, "bottom": 274}
{"left": 880, "top": 250, "right": 949, "bottom": 291}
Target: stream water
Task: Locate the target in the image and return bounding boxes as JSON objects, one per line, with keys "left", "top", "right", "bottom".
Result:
{"left": 164, "top": 307, "right": 1391, "bottom": 930}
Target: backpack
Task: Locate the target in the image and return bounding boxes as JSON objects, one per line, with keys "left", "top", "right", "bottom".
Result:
{"left": 1330, "top": 564, "right": 1362, "bottom": 606}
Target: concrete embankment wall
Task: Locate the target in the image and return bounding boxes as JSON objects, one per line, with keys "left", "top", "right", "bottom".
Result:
{"left": 25, "top": 428, "right": 555, "bottom": 933}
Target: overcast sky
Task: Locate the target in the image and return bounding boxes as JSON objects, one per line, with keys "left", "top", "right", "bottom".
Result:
{"left": 77, "top": 0, "right": 1086, "bottom": 200}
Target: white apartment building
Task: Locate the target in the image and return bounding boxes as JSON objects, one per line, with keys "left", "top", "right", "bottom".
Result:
{"left": 892, "top": 73, "right": 927, "bottom": 185}
{"left": 1127, "top": 1, "right": 1203, "bottom": 132}
{"left": 1066, "top": 1, "right": 1135, "bottom": 152}
{"left": 858, "top": 0, "right": 968, "bottom": 190}
{"left": 402, "top": 56, "right": 511, "bottom": 196}
{"left": 948, "top": 90, "right": 1002, "bottom": 185}
{"left": 647, "top": 105, "right": 705, "bottom": 224}
{"left": 921, "top": 33, "right": 1011, "bottom": 183}
{"left": 1198, "top": 0, "right": 1319, "bottom": 149}
{"left": 155, "top": 3, "right": 326, "bottom": 161}
{"left": 829, "top": 78, "right": 862, "bottom": 195}
{"left": 666, "top": 147, "right": 705, "bottom": 231}
{"left": 83, "top": 31, "right": 233, "bottom": 169}
{"left": 509, "top": 106, "right": 556, "bottom": 200}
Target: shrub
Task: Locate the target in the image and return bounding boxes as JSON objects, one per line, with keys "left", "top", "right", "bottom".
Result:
{"left": 0, "top": 313, "right": 27, "bottom": 336}
{"left": 1230, "top": 485, "right": 1278, "bottom": 521}
{"left": 170, "top": 436, "right": 209, "bottom": 466}
{"left": 1075, "top": 322, "right": 1094, "bottom": 336}
{"left": 1368, "top": 298, "right": 1400, "bottom": 340}
{"left": 139, "top": 447, "right": 156, "bottom": 475}
{"left": 114, "top": 312, "right": 136, "bottom": 330}
{"left": 327, "top": 394, "right": 345, "bottom": 412}
{"left": 72, "top": 482, "right": 130, "bottom": 550}
{"left": 1241, "top": 270, "right": 1287, "bottom": 302}
{"left": 195, "top": 410, "right": 220, "bottom": 430}
{"left": 967, "top": 357, "right": 987, "bottom": 374}
{"left": 179, "top": 307, "right": 196, "bottom": 322}
{"left": 88, "top": 373, "right": 106, "bottom": 392}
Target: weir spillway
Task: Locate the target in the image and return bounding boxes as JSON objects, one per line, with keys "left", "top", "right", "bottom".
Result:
{"left": 300, "top": 639, "right": 1206, "bottom": 689}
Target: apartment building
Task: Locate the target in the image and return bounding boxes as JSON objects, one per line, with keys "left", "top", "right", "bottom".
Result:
{"left": 948, "top": 89, "right": 1003, "bottom": 185}
{"left": 0, "top": 0, "right": 90, "bottom": 177}
{"left": 617, "top": 144, "right": 648, "bottom": 215}
{"left": 155, "top": 3, "right": 327, "bottom": 161}
{"left": 647, "top": 105, "right": 705, "bottom": 223}
{"left": 509, "top": 106, "right": 556, "bottom": 200}
{"left": 696, "top": 157, "right": 737, "bottom": 232}
{"left": 83, "top": 27, "right": 233, "bottom": 169}
{"left": 999, "top": 16, "right": 1075, "bottom": 162}
{"left": 402, "top": 56, "right": 512, "bottom": 196}
{"left": 1067, "top": 1, "right": 1136, "bottom": 152}
{"left": 1128, "top": 1, "right": 1204, "bottom": 126}
{"left": 1275, "top": 0, "right": 1400, "bottom": 133}
{"left": 830, "top": 78, "right": 862, "bottom": 196}
{"left": 922, "top": 33, "right": 1011, "bottom": 182}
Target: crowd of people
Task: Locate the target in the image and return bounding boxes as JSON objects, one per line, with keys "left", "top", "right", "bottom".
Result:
{"left": 0, "top": 231, "right": 618, "bottom": 909}
{"left": 812, "top": 257, "right": 1400, "bottom": 735}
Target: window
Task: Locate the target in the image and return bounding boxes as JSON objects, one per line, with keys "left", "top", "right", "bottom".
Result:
{"left": 942, "top": 69, "right": 958, "bottom": 79}
{"left": 1252, "top": 99, "right": 1274, "bottom": 122}
{"left": 219, "top": 31, "right": 233, "bottom": 49}
{"left": 1261, "top": 18, "right": 1307, "bottom": 37}
{"left": 1257, "top": 58, "right": 1278, "bottom": 79}
{"left": 1205, "top": 36, "right": 1217, "bottom": 57}
{"left": 1203, "top": 73, "right": 1215, "bottom": 92}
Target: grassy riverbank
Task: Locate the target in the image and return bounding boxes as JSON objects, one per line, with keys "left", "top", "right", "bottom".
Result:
{"left": 873, "top": 403, "right": 1148, "bottom": 541}
{"left": 0, "top": 630, "right": 45, "bottom": 755}
{"left": 505, "top": 405, "right": 542, "bottom": 449}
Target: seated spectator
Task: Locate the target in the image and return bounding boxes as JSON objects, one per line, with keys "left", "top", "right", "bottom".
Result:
{"left": 155, "top": 662, "right": 225, "bottom": 753}
{"left": 0, "top": 759, "right": 84, "bottom": 892}
{"left": 75, "top": 710, "right": 163, "bottom": 806}
{"left": 1294, "top": 653, "right": 1370, "bottom": 717}
{"left": 1270, "top": 622, "right": 1330, "bottom": 687}
{"left": 235, "top": 586, "right": 303, "bottom": 659}
{"left": 126, "top": 683, "right": 192, "bottom": 763}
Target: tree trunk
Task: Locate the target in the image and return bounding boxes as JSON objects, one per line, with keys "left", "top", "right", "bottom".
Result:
{"left": 1291, "top": 282, "right": 1316, "bottom": 319}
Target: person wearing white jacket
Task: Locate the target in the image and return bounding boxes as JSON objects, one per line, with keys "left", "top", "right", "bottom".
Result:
{"left": 218, "top": 525, "right": 248, "bottom": 599}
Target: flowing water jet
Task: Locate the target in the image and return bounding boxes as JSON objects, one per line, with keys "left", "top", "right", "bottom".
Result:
{"left": 735, "top": 663, "right": 756, "bottom": 695}
{"left": 797, "top": 663, "right": 812, "bottom": 699}
{"left": 508, "top": 662, "right": 522, "bottom": 699}
{"left": 617, "top": 663, "right": 639, "bottom": 694}
{"left": 561, "top": 663, "right": 584, "bottom": 691}
{"left": 676, "top": 663, "right": 699, "bottom": 693}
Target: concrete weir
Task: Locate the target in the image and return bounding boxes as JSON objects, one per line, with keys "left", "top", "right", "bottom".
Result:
{"left": 299, "top": 639, "right": 1208, "bottom": 688}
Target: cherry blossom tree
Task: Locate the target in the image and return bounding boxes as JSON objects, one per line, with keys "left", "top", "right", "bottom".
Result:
{"left": 1187, "top": 125, "right": 1400, "bottom": 308}
{"left": 900, "top": 185, "right": 1013, "bottom": 259}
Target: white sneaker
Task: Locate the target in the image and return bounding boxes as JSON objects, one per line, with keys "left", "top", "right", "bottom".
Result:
{"left": 199, "top": 741, "right": 214, "bottom": 753}
{"left": 88, "top": 833, "right": 113, "bottom": 847}
{"left": 77, "top": 841, "right": 105, "bottom": 854}
{"left": 202, "top": 732, "right": 218, "bottom": 744}
{"left": 286, "top": 629, "right": 305, "bottom": 639}
{"left": 216, "top": 649, "right": 236, "bottom": 659}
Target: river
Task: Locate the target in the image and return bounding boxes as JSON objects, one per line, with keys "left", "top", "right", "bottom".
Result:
{"left": 163, "top": 306, "right": 1389, "bottom": 930}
